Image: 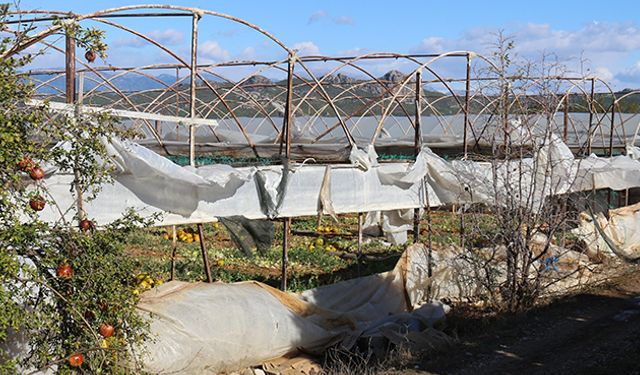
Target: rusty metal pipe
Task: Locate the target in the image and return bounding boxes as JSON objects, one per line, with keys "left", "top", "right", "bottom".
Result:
{"left": 413, "top": 69, "right": 422, "bottom": 243}
{"left": 463, "top": 53, "right": 471, "bottom": 157}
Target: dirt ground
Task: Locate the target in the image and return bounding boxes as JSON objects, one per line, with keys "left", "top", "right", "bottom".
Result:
{"left": 406, "top": 268, "right": 640, "bottom": 375}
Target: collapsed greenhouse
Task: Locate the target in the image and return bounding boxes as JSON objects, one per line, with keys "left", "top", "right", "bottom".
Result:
{"left": 4, "top": 4, "right": 640, "bottom": 374}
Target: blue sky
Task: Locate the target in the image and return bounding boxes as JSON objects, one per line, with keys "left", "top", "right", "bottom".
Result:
{"left": 16, "top": 0, "right": 640, "bottom": 88}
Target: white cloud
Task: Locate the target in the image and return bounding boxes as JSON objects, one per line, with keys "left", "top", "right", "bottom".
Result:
{"left": 114, "top": 28, "right": 184, "bottom": 47}
{"left": 113, "top": 37, "right": 143, "bottom": 48}
{"left": 308, "top": 10, "right": 327, "bottom": 24}
{"left": 413, "top": 37, "right": 447, "bottom": 52}
{"left": 410, "top": 21, "right": 640, "bottom": 89}
{"left": 199, "top": 41, "right": 230, "bottom": 62}
{"left": 148, "top": 29, "right": 184, "bottom": 45}
{"left": 240, "top": 46, "right": 257, "bottom": 60}
{"left": 20, "top": 44, "right": 64, "bottom": 69}
{"left": 412, "top": 22, "right": 640, "bottom": 59}
{"left": 218, "top": 29, "right": 240, "bottom": 38}
{"left": 594, "top": 66, "right": 614, "bottom": 82}
{"left": 615, "top": 62, "right": 640, "bottom": 88}
{"left": 292, "top": 41, "right": 320, "bottom": 56}
{"left": 337, "top": 47, "right": 372, "bottom": 56}
{"left": 334, "top": 16, "right": 355, "bottom": 26}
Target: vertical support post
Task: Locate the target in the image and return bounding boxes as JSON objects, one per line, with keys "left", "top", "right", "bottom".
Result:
{"left": 460, "top": 53, "right": 470, "bottom": 250}
{"left": 281, "top": 218, "right": 290, "bottom": 290}
{"left": 169, "top": 71, "right": 178, "bottom": 280}
{"left": 424, "top": 177, "right": 433, "bottom": 299}
{"left": 460, "top": 55, "right": 470, "bottom": 249}
{"left": 198, "top": 223, "right": 213, "bottom": 283}
{"left": 357, "top": 212, "right": 363, "bottom": 276}
{"left": 188, "top": 13, "right": 211, "bottom": 282}
{"left": 625, "top": 189, "right": 629, "bottom": 207}
{"left": 425, "top": 185, "right": 433, "bottom": 279}
{"left": 609, "top": 100, "right": 616, "bottom": 157}
{"left": 170, "top": 225, "right": 177, "bottom": 280}
{"left": 413, "top": 70, "right": 422, "bottom": 243}
{"left": 188, "top": 14, "right": 199, "bottom": 168}
{"left": 607, "top": 99, "right": 617, "bottom": 208}
{"left": 283, "top": 53, "right": 295, "bottom": 159}
{"left": 463, "top": 53, "right": 471, "bottom": 157}
{"left": 459, "top": 207, "right": 465, "bottom": 248}
{"left": 78, "top": 72, "right": 84, "bottom": 104}
{"left": 175, "top": 67, "right": 180, "bottom": 141}
{"left": 563, "top": 95, "right": 569, "bottom": 142}
{"left": 65, "top": 34, "right": 76, "bottom": 105}
{"left": 587, "top": 78, "right": 595, "bottom": 155}
{"left": 66, "top": 32, "right": 85, "bottom": 222}
{"left": 280, "top": 53, "right": 295, "bottom": 291}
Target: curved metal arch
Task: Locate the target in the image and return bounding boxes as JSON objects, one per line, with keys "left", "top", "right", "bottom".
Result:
{"left": 299, "top": 62, "right": 417, "bottom": 143}
{"left": 5, "top": 5, "right": 292, "bottom": 58}
{"left": 8, "top": 5, "right": 297, "bottom": 157}
{"left": 26, "top": 37, "right": 170, "bottom": 150}
{"left": 591, "top": 78, "right": 626, "bottom": 152}
{"left": 31, "top": 74, "right": 66, "bottom": 96}
{"left": 292, "top": 57, "right": 358, "bottom": 146}
{"left": 612, "top": 90, "right": 640, "bottom": 145}
{"left": 196, "top": 62, "right": 286, "bottom": 133}
{"left": 86, "top": 16, "right": 262, "bottom": 152}
{"left": 550, "top": 77, "right": 617, "bottom": 152}
{"left": 11, "top": 5, "right": 627, "bottom": 161}
{"left": 614, "top": 91, "right": 640, "bottom": 145}
{"left": 587, "top": 78, "right": 617, "bottom": 150}
{"left": 291, "top": 53, "right": 417, "bottom": 131}
{"left": 316, "top": 79, "right": 401, "bottom": 141}
{"left": 371, "top": 51, "right": 479, "bottom": 145}
{"left": 293, "top": 53, "right": 470, "bottom": 145}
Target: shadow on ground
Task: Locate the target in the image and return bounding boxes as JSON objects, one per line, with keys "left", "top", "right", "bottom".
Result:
{"left": 417, "top": 271, "right": 640, "bottom": 375}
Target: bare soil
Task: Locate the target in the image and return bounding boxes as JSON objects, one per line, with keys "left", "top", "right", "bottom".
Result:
{"left": 410, "top": 268, "right": 640, "bottom": 375}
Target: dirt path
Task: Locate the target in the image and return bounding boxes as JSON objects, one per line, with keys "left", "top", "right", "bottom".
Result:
{"left": 417, "top": 269, "right": 640, "bottom": 375}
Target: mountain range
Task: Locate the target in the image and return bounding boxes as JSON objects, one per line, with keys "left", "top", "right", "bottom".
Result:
{"left": 28, "top": 69, "right": 427, "bottom": 95}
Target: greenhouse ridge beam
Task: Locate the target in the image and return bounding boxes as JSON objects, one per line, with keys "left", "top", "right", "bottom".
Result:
{"left": 24, "top": 53, "right": 474, "bottom": 75}
{"left": 3, "top": 12, "right": 194, "bottom": 25}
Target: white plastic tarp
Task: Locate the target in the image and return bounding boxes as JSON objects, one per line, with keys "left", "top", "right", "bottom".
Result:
{"left": 34, "top": 139, "right": 433, "bottom": 226}
{"left": 573, "top": 202, "right": 640, "bottom": 260}
{"left": 30, "top": 135, "right": 640, "bottom": 229}
{"left": 136, "top": 245, "right": 445, "bottom": 374}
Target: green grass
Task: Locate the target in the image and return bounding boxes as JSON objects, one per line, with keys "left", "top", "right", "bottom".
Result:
{"left": 123, "top": 212, "right": 495, "bottom": 292}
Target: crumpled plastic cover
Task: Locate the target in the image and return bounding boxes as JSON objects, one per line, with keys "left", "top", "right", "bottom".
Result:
{"left": 573, "top": 202, "right": 640, "bottom": 261}
{"left": 28, "top": 136, "right": 640, "bottom": 244}
{"left": 135, "top": 245, "right": 445, "bottom": 374}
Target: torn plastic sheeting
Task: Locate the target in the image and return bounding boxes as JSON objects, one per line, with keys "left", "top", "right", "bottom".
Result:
{"left": 349, "top": 144, "right": 379, "bottom": 171}
{"left": 318, "top": 165, "right": 338, "bottom": 220}
{"left": 106, "top": 139, "right": 253, "bottom": 216}
{"left": 362, "top": 209, "right": 417, "bottom": 245}
{"left": 30, "top": 136, "right": 640, "bottom": 228}
{"left": 33, "top": 139, "right": 434, "bottom": 225}
{"left": 254, "top": 158, "right": 290, "bottom": 219}
{"left": 375, "top": 133, "right": 576, "bottom": 212}
{"left": 443, "top": 134, "right": 576, "bottom": 211}
{"left": 571, "top": 155, "right": 640, "bottom": 192}
{"left": 136, "top": 245, "right": 446, "bottom": 374}
{"left": 415, "top": 238, "right": 598, "bottom": 302}
{"left": 219, "top": 216, "right": 274, "bottom": 257}
{"left": 573, "top": 202, "right": 640, "bottom": 261}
